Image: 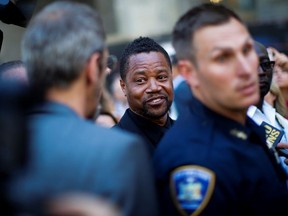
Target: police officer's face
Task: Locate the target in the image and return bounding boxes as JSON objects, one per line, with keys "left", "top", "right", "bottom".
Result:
{"left": 121, "top": 51, "right": 174, "bottom": 122}
{"left": 185, "top": 18, "right": 259, "bottom": 118}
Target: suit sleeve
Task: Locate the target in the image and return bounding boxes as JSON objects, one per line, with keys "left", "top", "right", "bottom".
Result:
{"left": 94, "top": 134, "right": 159, "bottom": 216}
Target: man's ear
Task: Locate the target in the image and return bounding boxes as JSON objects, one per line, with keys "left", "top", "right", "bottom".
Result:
{"left": 120, "top": 79, "right": 127, "bottom": 96}
{"left": 177, "top": 59, "right": 199, "bottom": 88}
{"left": 85, "top": 52, "right": 101, "bottom": 84}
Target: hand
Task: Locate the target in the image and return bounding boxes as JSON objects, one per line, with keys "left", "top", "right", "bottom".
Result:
{"left": 47, "top": 193, "right": 120, "bottom": 216}
{"left": 267, "top": 47, "right": 288, "bottom": 71}
{"left": 276, "top": 143, "right": 288, "bottom": 165}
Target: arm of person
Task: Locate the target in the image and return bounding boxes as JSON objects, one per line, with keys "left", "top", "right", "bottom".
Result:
{"left": 47, "top": 194, "right": 120, "bottom": 216}
{"left": 95, "top": 133, "right": 159, "bottom": 216}
{"left": 267, "top": 47, "right": 288, "bottom": 71}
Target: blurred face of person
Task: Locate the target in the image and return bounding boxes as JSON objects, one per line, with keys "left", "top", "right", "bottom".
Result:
{"left": 181, "top": 18, "right": 259, "bottom": 121}
{"left": 274, "top": 65, "right": 288, "bottom": 89}
{"left": 120, "top": 51, "right": 174, "bottom": 124}
{"left": 86, "top": 49, "right": 109, "bottom": 119}
{"left": 254, "top": 44, "right": 274, "bottom": 98}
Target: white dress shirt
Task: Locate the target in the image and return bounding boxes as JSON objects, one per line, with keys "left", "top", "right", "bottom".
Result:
{"left": 248, "top": 101, "right": 288, "bottom": 175}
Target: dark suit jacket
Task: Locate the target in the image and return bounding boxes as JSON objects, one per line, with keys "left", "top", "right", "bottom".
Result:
{"left": 113, "top": 109, "right": 174, "bottom": 156}
{"left": 8, "top": 101, "right": 158, "bottom": 216}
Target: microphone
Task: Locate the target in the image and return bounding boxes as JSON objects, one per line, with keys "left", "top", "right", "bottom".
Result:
{"left": 260, "top": 121, "right": 288, "bottom": 157}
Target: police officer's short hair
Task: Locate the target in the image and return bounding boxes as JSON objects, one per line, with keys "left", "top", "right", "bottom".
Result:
{"left": 172, "top": 3, "right": 243, "bottom": 65}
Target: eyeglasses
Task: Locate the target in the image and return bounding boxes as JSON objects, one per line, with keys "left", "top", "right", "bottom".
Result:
{"left": 259, "top": 61, "right": 275, "bottom": 71}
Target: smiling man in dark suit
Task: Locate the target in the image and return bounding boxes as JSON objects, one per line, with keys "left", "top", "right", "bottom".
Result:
{"left": 113, "top": 37, "right": 174, "bottom": 156}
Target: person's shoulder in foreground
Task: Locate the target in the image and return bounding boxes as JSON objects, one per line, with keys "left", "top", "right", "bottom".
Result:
{"left": 153, "top": 2, "right": 288, "bottom": 216}
{"left": 7, "top": 1, "right": 158, "bottom": 215}
{"left": 21, "top": 101, "right": 158, "bottom": 216}
{"left": 154, "top": 94, "right": 288, "bottom": 215}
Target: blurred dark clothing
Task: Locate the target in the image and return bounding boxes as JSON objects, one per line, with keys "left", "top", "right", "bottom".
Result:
{"left": 174, "top": 80, "right": 193, "bottom": 118}
{"left": 0, "top": 81, "right": 30, "bottom": 215}
{"left": 0, "top": 0, "right": 36, "bottom": 27}
{"left": 8, "top": 101, "right": 159, "bottom": 216}
{"left": 113, "top": 108, "right": 174, "bottom": 157}
{"left": 154, "top": 94, "right": 288, "bottom": 216}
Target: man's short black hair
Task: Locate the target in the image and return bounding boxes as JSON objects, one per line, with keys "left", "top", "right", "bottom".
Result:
{"left": 119, "top": 36, "right": 172, "bottom": 80}
{"left": 172, "top": 3, "right": 243, "bottom": 64}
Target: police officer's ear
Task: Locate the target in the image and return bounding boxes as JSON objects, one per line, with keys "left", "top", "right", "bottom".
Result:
{"left": 120, "top": 79, "right": 127, "bottom": 97}
{"left": 177, "top": 59, "right": 199, "bottom": 89}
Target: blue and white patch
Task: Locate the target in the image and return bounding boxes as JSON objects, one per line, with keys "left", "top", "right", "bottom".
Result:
{"left": 170, "top": 165, "right": 215, "bottom": 216}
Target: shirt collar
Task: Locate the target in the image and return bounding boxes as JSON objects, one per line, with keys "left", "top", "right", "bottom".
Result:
{"left": 127, "top": 109, "right": 174, "bottom": 146}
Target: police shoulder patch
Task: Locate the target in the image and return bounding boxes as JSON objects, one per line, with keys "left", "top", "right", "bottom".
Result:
{"left": 170, "top": 165, "right": 215, "bottom": 216}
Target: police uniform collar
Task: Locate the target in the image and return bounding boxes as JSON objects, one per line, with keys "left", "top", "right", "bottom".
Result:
{"left": 189, "top": 94, "right": 261, "bottom": 141}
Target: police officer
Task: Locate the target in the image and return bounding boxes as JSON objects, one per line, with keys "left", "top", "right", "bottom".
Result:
{"left": 153, "top": 3, "right": 288, "bottom": 216}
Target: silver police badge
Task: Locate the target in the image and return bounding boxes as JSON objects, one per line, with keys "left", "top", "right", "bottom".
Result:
{"left": 170, "top": 165, "right": 215, "bottom": 216}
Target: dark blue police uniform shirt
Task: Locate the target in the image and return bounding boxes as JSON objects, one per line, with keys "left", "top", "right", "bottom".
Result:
{"left": 153, "top": 94, "right": 288, "bottom": 216}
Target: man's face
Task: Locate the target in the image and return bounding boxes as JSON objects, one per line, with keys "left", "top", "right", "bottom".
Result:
{"left": 188, "top": 18, "right": 259, "bottom": 115}
{"left": 121, "top": 51, "right": 174, "bottom": 121}
{"left": 254, "top": 44, "right": 274, "bottom": 98}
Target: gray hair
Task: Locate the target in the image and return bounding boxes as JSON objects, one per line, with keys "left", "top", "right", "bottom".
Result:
{"left": 22, "top": 1, "right": 106, "bottom": 89}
